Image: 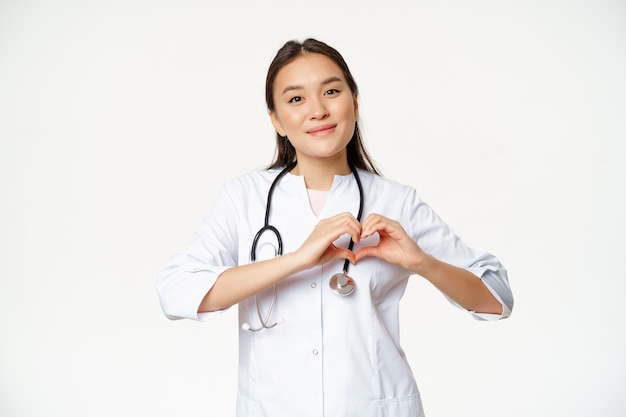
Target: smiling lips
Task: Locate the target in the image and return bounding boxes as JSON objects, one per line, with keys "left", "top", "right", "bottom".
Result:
{"left": 307, "top": 124, "right": 337, "bottom": 136}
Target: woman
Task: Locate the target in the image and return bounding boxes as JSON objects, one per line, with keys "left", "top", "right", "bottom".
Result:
{"left": 157, "top": 38, "right": 513, "bottom": 417}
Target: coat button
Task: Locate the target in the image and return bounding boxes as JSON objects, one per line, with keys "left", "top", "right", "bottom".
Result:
{"left": 311, "top": 282, "right": 317, "bottom": 288}
{"left": 312, "top": 349, "right": 319, "bottom": 355}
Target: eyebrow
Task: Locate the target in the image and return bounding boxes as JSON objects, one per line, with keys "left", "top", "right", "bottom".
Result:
{"left": 281, "top": 76, "right": 344, "bottom": 95}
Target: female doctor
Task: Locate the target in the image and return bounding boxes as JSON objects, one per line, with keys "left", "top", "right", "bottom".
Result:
{"left": 157, "top": 38, "right": 513, "bottom": 417}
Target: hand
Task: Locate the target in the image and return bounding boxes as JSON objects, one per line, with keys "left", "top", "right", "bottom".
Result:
{"left": 355, "top": 213, "right": 427, "bottom": 272}
{"left": 294, "top": 212, "right": 360, "bottom": 269}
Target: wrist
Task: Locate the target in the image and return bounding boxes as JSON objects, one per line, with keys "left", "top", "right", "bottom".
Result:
{"left": 281, "top": 252, "right": 309, "bottom": 275}
{"left": 411, "top": 253, "right": 438, "bottom": 278}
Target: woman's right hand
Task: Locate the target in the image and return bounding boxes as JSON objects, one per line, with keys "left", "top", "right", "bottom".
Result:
{"left": 294, "top": 212, "right": 361, "bottom": 269}
{"left": 200, "top": 212, "right": 361, "bottom": 312}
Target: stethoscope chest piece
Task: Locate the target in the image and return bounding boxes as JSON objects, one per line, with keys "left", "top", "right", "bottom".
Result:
{"left": 329, "top": 272, "right": 355, "bottom": 296}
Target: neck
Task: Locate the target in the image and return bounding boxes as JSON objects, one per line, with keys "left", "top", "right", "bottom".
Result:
{"left": 291, "top": 156, "right": 351, "bottom": 191}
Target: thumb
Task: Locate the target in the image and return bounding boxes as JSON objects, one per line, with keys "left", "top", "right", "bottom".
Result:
{"left": 330, "top": 246, "right": 357, "bottom": 265}
{"left": 354, "top": 245, "right": 380, "bottom": 262}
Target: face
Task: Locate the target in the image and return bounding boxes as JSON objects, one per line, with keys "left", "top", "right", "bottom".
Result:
{"left": 269, "top": 53, "right": 358, "bottom": 166}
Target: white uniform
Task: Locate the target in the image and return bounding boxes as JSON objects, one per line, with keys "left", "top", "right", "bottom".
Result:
{"left": 157, "top": 169, "right": 513, "bottom": 417}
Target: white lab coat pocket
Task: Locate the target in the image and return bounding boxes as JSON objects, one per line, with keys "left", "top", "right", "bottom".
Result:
{"left": 236, "top": 392, "right": 265, "bottom": 417}
{"left": 377, "top": 392, "right": 425, "bottom": 417}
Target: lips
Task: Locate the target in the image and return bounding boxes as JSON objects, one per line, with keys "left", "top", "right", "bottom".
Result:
{"left": 307, "top": 124, "right": 337, "bottom": 135}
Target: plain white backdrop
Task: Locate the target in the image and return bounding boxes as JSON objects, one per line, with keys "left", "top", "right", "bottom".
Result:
{"left": 1, "top": 0, "right": 625, "bottom": 416}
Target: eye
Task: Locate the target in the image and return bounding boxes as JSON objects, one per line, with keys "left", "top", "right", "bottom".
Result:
{"left": 325, "top": 88, "right": 340, "bottom": 96}
{"left": 288, "top": 96, "right": 303, "bottom": 103}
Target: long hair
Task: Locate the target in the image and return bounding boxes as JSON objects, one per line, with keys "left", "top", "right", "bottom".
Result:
{"left": 265, "top": 38, "right": 380, "bottom": 175}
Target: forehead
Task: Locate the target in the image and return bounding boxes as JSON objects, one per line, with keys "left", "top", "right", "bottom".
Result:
{"left": 274, "top": 53, "right": 345, "bottom": 89}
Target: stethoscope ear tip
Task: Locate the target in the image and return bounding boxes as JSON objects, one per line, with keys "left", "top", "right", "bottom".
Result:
{"left": 241, "top": 323, "right": 251, "bottom": 331}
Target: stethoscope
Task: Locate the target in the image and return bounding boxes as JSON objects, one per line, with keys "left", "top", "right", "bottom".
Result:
{"left": 241, "top": 161, "right": 364, "bottom": 332}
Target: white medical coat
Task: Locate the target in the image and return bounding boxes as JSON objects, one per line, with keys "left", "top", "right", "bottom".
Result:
{"left": 157, "top": 169, "right": 513, "bottom": 417}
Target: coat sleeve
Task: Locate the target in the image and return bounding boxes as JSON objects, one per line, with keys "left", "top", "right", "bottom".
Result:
{"left": 404, "top": 187, "right": 514, "bottom": 320}
{"left": 156, "top": 183, "right": 240, "bottom": 321}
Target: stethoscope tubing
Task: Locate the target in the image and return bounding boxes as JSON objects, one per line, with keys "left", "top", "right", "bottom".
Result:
{"left": 342, "top": 162, "right": 364, "bottom": 275}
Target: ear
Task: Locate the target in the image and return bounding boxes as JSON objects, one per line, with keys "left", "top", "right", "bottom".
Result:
{"left": 269, "top": 111, "right": 286, "bottom": 137}
{"left": 353, "top": 94, "right": 359, "bottom": 119}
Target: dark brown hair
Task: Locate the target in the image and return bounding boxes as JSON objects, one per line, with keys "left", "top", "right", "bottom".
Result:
{"left": 266, "top": 38, "right": 380, "bottom": 175}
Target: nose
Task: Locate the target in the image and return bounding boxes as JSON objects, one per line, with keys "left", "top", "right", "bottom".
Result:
{"left": 309, "top": 97, "right": 329, "bottom": 120}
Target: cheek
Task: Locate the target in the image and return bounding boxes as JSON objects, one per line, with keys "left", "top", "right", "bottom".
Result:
{"left": 276, "top": 109, "right": 305, "bottom": 131}
{"left": 337, "top": 99, "right": 357, "bottom": 121}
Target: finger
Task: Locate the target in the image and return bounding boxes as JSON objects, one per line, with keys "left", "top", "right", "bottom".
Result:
{"left": 360, "top": 214, "right": 391, "bottom": 238}
{"left": 330, "top": 246, "right": 357, "bottom": 264}
{"left": 326, "top": 213, "right": 362, "bottom": 243}
{"left": 354, "top": 245, "right": 380, "bottom": 262}
{"left": 362, "top": 214, "right": 405, "bottom": 240}
{"left": 342, "top": 219, "right": 363, "bottom": 244}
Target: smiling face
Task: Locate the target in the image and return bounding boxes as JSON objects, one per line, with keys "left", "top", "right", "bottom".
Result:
{"left": 269, "top": 53, "right": 359, "bottom": 168}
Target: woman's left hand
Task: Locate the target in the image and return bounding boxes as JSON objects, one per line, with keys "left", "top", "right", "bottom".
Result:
{"left": 354, "top": 213, "right": 427, "bottom": 272}
{"left": 354, "top": 213, "right": 504, "bottom": 315}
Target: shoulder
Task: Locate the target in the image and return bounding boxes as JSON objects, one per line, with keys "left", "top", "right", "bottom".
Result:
{"left": 222, "top": 168, "right": 282, "bottom": 192}
{"left": 357, "top": 171, "right": 426, "bottom": 221}
{"left": 210, "top": 169, "right": 282, "bottom": 209}
{"left": 358, "top": 170, "right": 417, "bottom": 197}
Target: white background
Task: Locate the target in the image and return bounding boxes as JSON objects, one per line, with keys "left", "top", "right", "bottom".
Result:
{"left": 1, "top": 0, "right": 625, "bottom": 416}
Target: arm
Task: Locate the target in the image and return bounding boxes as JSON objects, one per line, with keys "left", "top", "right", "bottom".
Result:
{"left": 355, "top": 214, "right": 503, "bottom": 314}
{"left": 412, "top": 253, "right": 503, "bottom": 314}
{"left": 199, "top": 212, "right": 361, "bottom": 312}
{"left": 198, "top": 253, "right": 301, "bottom": 312}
